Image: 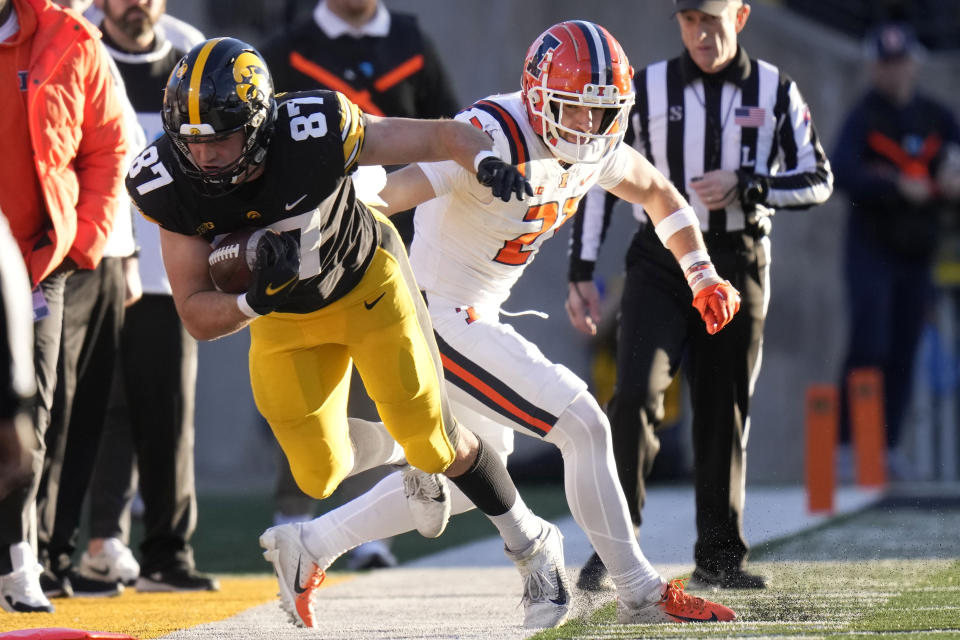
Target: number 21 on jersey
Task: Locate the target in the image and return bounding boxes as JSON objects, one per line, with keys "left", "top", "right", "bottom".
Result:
{"left": 493, "top": 196, "right": 582, "bottom": 266}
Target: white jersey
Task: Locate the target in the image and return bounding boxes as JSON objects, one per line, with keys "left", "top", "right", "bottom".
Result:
{"left": 410, "top": 91, "right": 630, "bottom": 310}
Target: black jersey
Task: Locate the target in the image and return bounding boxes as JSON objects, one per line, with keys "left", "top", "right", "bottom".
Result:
{"left": 126, "top": 89, "right": 379, "bottom": 313}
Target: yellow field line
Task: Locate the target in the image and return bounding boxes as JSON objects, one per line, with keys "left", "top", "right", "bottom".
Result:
{"left": 0, "top": 574, "right": 354, "bottom": 639}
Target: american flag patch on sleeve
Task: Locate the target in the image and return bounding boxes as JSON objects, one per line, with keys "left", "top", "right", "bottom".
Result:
{"left": 734, "top": 107, "right": 766, "bottom": 127}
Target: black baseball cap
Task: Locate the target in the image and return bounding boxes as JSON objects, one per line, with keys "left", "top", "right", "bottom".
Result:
{"left": 672, "top": 0, "right": 740, "bottom": 16}
{"left": 867, "top": 23, "right": 920, "bottom": 61}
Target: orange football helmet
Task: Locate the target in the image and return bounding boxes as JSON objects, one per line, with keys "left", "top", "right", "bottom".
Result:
{"left": 521, "top": 21, "right": 634, "bottom": 164}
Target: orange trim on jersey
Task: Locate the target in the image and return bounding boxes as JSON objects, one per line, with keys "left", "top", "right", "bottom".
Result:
{"left": 440, "top": 353, "right": 554, "bottom": 434}
{"left": 373, "top": 54, "right": 424, "bottom": 92}
{"left": 288, "top": 52, "right": 385, "bottom": 116}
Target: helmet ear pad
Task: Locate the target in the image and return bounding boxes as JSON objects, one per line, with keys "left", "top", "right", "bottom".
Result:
{"left": 162, "top": 37, "right": 278, "bottom": 196}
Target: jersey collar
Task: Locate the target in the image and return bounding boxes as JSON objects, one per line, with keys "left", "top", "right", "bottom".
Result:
{"left": 313, "top": 1, "right": 390, "bottom": 39}
{"left": 680, "top": 45, "right": 752, "bottom": 87}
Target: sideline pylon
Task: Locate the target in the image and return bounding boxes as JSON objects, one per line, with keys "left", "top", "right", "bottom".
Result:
{"left": 847, "top": 367, "right": 887, "bottom": 487}
{"left": 805, "top": 385, "right": 837, "bottom": 513}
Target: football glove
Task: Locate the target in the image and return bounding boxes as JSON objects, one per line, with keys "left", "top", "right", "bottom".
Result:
{"left": 476, "top": 156, "right": 534, "bottom": 202}
{"left": 692, "top": 280, "right": 741, "bottom": 335}
{"left": 244, "top": 230, "right": 301, "bottom": 316}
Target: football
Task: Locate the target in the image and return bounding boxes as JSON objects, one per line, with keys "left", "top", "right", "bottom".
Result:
{"left": 208, "top": 228, "right": 266, "bottom": 294}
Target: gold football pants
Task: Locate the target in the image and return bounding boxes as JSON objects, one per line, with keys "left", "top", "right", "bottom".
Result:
{"left": 248, "top": 214, "right": 457, "bottom": 499}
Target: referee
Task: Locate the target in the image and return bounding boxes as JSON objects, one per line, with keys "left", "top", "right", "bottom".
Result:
{"left": 566, "top": 0, "right": 833, "bottom": 590}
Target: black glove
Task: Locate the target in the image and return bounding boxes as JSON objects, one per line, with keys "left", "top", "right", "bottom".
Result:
{"left": 476, "top": 156, "right": 534, "bottom": 203}
{"left": 244, "top": 230, "right": 301, "bottom": 315}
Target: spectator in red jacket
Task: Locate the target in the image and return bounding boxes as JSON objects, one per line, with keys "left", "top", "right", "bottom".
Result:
{"left": 0, "top": 0, "right": 126, "bottom": 613}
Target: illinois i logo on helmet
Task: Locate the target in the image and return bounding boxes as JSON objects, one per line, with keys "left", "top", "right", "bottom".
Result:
{"left": 525, "top": 33, "right": 561, "bottom": 81}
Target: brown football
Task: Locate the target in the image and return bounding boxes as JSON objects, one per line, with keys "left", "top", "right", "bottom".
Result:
{"left": 207, "top": 228, "right": 267, "bottom": 294}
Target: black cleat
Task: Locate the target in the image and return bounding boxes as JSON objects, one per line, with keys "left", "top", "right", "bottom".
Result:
{"left": 136, "top": 566, "right": 219, "bottom": 592}
{"left": 688, "top": 566, "right": 768, "bottom": 590}
{"left": 576, "top": 551, "right": 614, "bottom": 592}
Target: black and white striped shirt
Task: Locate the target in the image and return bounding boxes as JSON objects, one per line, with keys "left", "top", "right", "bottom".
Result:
{"left": 569, "top": 47, "right": 832, "bottom": 276}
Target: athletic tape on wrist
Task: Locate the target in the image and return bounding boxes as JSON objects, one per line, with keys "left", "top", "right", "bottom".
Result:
{"left": 473, "top": 149, "right": 499, "bottom": 172}
{"left": 237, "top": 293, "right": 260, "bottom": 319}
{"left": 655, "top": 206, "right": 699, "bottom": 245}
{"left": 686, "top": 264, "right": 722, "bottom": 294}
{"left": 679, "top": 249, "right": 711, "bottom": 273}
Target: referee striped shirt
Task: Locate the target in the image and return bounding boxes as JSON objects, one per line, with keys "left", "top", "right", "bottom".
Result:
{"left": 570, "top": 46, "right": 833, "bottom": 274}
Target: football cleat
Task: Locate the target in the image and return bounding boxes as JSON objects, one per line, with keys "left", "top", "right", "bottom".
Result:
{"left": 505, "top": 520, "right": 571, "bottom": 628}
{"left": 617, "top": 579, "right": 736, "bottom": 624}
{"left": 260, "top": 524, "right": 325, "bottom": 628}
{"left": 401, "top": 465, "right": 451, "bottom": 538}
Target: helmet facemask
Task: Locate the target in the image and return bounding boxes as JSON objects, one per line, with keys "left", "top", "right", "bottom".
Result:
{"left": 527, "top": 75, "right": 633, "bottom": 164}
{"left": 167, "top": 102, "right": 276, "bottom": 197}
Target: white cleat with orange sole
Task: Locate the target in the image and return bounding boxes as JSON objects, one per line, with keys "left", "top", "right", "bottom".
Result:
{"left": 260, "top": 523, "right": 326, "bottom": 628}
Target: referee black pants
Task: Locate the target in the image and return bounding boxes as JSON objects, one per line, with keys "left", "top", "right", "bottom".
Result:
{"left": 608, "top": 225, "right": 767, "bottom": 573}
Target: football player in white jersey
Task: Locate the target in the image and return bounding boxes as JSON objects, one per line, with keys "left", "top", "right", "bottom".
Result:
{"left": 274, "top": 21, "right": 740, "bottom": 627}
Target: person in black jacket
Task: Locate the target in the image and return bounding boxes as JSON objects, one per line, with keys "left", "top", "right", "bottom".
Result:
{"left": 833, "top": 23, "right": 960, "bottom": 481}
{"left": 260, "top": 0, "right": 457, "bottom": 246}
{"left": 566, "top": 0, "right": 833, "bottom": 591}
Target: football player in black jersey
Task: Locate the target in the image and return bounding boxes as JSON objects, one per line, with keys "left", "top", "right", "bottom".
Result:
{"left": 126, "top": 37, "right": 543, "bottom": 627}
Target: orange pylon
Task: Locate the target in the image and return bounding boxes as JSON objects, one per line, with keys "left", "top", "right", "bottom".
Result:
{"left": 847, "top": 367, "right": 888, "bottom": 487}
{"left": 806, "top": 385, "right": 837, "bottom": 513}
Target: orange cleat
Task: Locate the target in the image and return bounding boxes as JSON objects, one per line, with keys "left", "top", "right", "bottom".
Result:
{"left": 617, "top": 579, "right": 737, "bottom": 623}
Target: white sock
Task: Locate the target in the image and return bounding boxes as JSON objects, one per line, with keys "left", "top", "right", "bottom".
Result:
{"left": 545, "top": 392, "right": 664, "bottom": 600}
{"left": 300, "top": 468, "right": 480, "bottom": 566}
{"left": 484, "top": 494, "right": 543, "bottom": 553}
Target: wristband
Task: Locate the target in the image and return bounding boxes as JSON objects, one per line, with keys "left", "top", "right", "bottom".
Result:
{"left": 473, "top": 149, "right": 499, "bottom": 172}
{"left": 237, "top": 293, "right": 260, "bottom": 319}
{"left": 654, "top": 206, "right": 699, "bottom": 245}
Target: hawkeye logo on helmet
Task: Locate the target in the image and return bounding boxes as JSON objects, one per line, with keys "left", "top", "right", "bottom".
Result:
{"left": 526, "top": 33, "right": 561, "bottom": 80}
{"left": 233, "top": 52, "right": 270, "bottom": 105}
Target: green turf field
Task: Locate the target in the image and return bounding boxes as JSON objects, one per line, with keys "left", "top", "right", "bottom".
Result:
{"left": 531, "top": 558, "right": 960, "bottom": 639}
{"left": 531, "top": 493, "right": 960, "bottom": 640}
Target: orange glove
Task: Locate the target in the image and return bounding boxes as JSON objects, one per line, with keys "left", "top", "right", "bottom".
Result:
{"left": 692, "top": 280, "right": 741, "bottom": 335}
